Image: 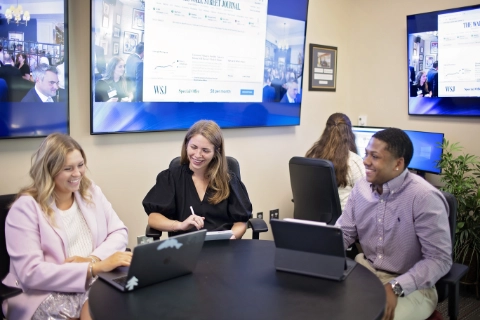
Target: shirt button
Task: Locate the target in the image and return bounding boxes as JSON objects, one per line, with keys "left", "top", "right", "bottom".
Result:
{"left": 379, "top": 237, "right": 382, "bottom": 240}
{"left": 379, "top": 255, "right": 382, "bottom": 259}
{"left": 15, "top": 280, "right": 19, "bottom": 286}
{"left": 378, "top": 219, "right": 382, "bottom": 222}
{"left": 380, "top": 199, "right": 384, "bottom": 203}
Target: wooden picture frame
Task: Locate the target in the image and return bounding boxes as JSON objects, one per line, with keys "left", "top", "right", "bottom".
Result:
{"left": 123, "top": 31, "right": 138, "bottom": 54}
{"left": 430, "top": 41, "right": 438, "bottom": 54}
{"left": 132, "top": 9, "right": 145, "bottom": 30}
{"left": 113, "top": 27, "right": 120, "bottom": 38}
{"left": 308, "top": 43, "right": 337, "bottom": 91}
{"left": 113, "top": 42, "right": 119, "bottom": 55}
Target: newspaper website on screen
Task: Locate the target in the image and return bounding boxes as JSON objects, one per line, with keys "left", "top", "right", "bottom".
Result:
{"left": 91, "top": 0, "right": 309, "bottom": 134}
{"left": 407, "top": 4, "right": 480, "bottom": 116}
{"left": 0, "top": 0, "right": 68, "bottom": 139}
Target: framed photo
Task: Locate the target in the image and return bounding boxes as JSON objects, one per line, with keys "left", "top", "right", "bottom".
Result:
{"left": 8, "top": 31, "right": 24, "bottom": 41}
{"left": 100, "top": 40, "right": 108, "bottom": 55}
{"left": 419, "top": 63, "right": 423, "bottom": 70}
{"left": 123, "top": 31, "right": 138, "bottom": 53}
{"left": 308, "top": 43, "right": 337, "bottom": 91}
{"left": 430, "top": 41, "right": 438, "bottom": 54}
{"left": 113, "top": 27, "right": 120, "bottom": 38}
{"left": 132, "top": 9, "right": 145, "bottom": 30}
{"left": 113, "top": 42, "right": 119, "bottom": 55}
{"left": 102, "top": 15, "right": 109, "bottom": 28}
{"left": 116, "top": 14, "right": 121, "bottom": 25}
{"left": 425, "top": 54, "right": 436, "bottom": 68}
{"left": 103, "top": 2, "right": 109, "bottom": 15}
{"left": 420, "top": 47, "right": 424, "bottom": 53}
{"left": 419, "top": 54, "right": 423, "bottom": 60}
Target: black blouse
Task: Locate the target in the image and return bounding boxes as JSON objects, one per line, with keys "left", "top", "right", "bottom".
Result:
{"left": 19, "top": 64, "right": 30, "bottom": 77}
{"left": 95, "top": 78, "right": 129, "bottom": 102}
{"left": 143, "top": 164, "right": 252, "bottom": 236}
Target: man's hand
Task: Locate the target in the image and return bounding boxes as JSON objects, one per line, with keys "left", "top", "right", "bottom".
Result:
{"left": 64, "top": 256, "right": 91, "bottom": 263}
{"left": 382, "top": 283, "right": 398, "bottom": 320}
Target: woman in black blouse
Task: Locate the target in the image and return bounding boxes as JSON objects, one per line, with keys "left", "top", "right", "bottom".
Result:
{"left": 414, "top": 70, "right": 431, "bottom": 97}
{"left": 15, "top": 53, "right": 31, "bottom": 81}
{"left": 143, "top": 120, "right": 252, "bottom": 239}
{"left": 95, "top": 56, "right": 130, "bottom": 102}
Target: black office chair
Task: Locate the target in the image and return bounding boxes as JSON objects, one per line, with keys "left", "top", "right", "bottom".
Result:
{"left": 146, "top": 156, "right": 268, "bottom": 240}
{"left": 0, "top": 194, "right": 23, "bottom": 319}
{"left": 289, "top": 157, "right": 342, "bottom": 225}
{"left": 431, "top": 191, "right": 469, "bottom": 320}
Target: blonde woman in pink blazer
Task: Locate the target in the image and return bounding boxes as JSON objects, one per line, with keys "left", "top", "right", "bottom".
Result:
{"left": 2, "top": 133, "right": 132, "bottom": 320}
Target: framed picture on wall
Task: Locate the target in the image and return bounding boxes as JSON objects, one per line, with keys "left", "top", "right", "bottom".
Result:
{"left": 430, "top": 41, "right": 438, "bottom": 54}
{"left": 123, "top": 31, "right": 138, "bottom": 53}
{"left": 116, "top": 14, "right": 121, "bottom": 24}
{"left": 102, "top": 15, "right": 109, "bottom": 27}
{"left": 425, "top": 54, "right": 436, "bottom": 68}
{"left": 308, "top": 43, "right": 337, "bottom": 91}
{"left": 103, "top": 2, "right": 109, "bottom": 15}
{"left": 113, "top": 43, "right": 119, "bottom": 55}
{"left": 8, "top": 32, "right": 24, "bottom": 41}
{"left": 132, "top": 9, "right": 144, "bottom": 30}
{"left": 419, "top": 54, "right": 423, "bottom": 60}
{"left": 113, "top": 27, "right": 120, "bottom": 38}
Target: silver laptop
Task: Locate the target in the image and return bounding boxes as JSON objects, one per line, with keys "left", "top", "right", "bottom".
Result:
{"left": 270, "top": 219, "right": 356, "bottom": 281}
{"left": 98, "top": 229, "right": 207, "bottom": 291}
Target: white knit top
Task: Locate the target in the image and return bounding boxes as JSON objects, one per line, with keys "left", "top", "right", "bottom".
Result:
{"left": 58, "top": 199, "right": 93, "bottom": 257}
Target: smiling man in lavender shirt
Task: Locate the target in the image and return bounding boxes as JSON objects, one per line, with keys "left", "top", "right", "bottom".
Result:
{"left": 336, "top": 128, "right": 452, "bottom": 320}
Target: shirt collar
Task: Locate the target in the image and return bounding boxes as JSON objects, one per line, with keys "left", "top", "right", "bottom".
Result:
{"left": 370, "top": 169, "right": 408, "bottom": 195}
{"left": 34, "top": 86, "right": 54, "bottom": 102}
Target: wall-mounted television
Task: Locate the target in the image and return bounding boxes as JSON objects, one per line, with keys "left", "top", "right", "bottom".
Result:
{"left": 0, "top": 0, "right": 68, "bottom": 139}
{"left": 90, "top": 0, "right": 309, "bottom": 134}
{"left": 407, "top": 4, "right": 480, "bottom": 116}
{"left": 352, "top": 126, "right": 444, "bottom": 176}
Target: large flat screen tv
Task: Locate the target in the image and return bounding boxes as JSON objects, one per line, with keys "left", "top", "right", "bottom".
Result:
{"left": 90, "top": 0, "right": 309, "bottom": 134}
{"left": 0, "top": 0, "right": 68, "bottom": 139}
{"left": 352, "top": 126, "right": 444, "bottom": 175}
{"left": 407, "top": 4, "right": 480, "bottom": 116}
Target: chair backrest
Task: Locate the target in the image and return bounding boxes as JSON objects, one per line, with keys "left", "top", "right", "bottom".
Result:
{"left": 289, "top": 157, "right": 342, "bottom": 225}
{"left": 169, "top": 156, "right": 241, "bottom": 179}
{"left": 440, "top": 191, "right": 457, "bottom": 257}
{"left": 0, "top": 194, "right": 16, "bottom": 281}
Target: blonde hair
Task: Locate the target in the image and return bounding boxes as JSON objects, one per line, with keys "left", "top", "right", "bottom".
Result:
{"left": 180, "top": 120, "right": 230, "bottom": 204}
{"left": 16, "top": 133, "right": 92, "bottom": 219}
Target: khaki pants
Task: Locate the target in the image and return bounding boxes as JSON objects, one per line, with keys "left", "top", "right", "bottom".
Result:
{"left": 355, "top": 254, "right": 438, "bottom": 320}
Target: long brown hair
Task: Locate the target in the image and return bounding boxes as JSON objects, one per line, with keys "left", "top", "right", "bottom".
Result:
{"left": 16, "top": 133, "right": 92, "bottom": 220}
{"left": 180, "top": 120, "right": 230, "bottom": 204}
{"left": 305, "top": 113, "right": 357, "bottom": 187}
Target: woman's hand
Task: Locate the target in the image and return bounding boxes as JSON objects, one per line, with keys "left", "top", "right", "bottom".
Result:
{"left": 178, "top": 214, "right": 205, "bottom": 231}
{"left": 93, "top": 251, "right": 132, "bottom": 275}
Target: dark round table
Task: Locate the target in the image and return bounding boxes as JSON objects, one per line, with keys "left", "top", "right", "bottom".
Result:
{"left": 89, "top": 240, "right": 385, "bottom": 320}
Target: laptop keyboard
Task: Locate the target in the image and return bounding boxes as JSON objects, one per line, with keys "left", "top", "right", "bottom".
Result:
{"left": 112, "top": 275, "right": 128, "bottom": 287}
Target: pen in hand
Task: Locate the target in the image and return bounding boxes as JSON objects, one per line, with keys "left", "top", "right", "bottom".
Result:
{"left": 190, "top": 206, "right": 204, "bottom": 229}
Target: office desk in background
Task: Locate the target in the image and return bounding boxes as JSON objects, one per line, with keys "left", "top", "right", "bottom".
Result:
{"left": 89, "top": 240, "right": 385, "bottom": 320}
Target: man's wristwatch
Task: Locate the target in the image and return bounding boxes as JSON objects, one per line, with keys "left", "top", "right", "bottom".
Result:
{"left": 389, "top": 280, "right": 404, "bottom": 297}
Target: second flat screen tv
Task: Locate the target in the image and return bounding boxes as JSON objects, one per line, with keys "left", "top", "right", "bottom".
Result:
{"left": 407, "top": 4, "right": 480, "bottom": 116}
{"left": 90, "top": 0, "right": 309, "bottom": 134}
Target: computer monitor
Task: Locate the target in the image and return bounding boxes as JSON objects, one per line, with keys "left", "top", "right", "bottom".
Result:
{"left": 352, "top": 126, "right": 444, "bottom": 176}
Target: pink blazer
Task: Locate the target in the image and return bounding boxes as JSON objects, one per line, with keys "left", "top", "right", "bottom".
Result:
{"left": 2, "top": 183, "right": 128, "bottom": 320}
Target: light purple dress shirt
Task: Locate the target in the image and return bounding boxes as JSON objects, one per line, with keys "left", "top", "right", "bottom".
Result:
{"left": 336, "top": 169, "right": 452, "bottom": 296}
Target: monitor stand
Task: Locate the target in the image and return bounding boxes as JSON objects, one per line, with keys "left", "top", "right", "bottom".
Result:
{"left": 409, "top": 169, "right": 426, "bottom": 179}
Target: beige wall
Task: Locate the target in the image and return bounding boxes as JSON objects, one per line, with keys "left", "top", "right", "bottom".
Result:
{"left": 0, "top": 0, "right": 479, "bottom": 248}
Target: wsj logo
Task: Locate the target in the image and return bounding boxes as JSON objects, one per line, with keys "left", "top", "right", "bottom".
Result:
{"left": 153, "top": 85, "right": 167, "bottom": 94}
{"left": 445, "top": 86, "right": 455, "bottom": 92}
